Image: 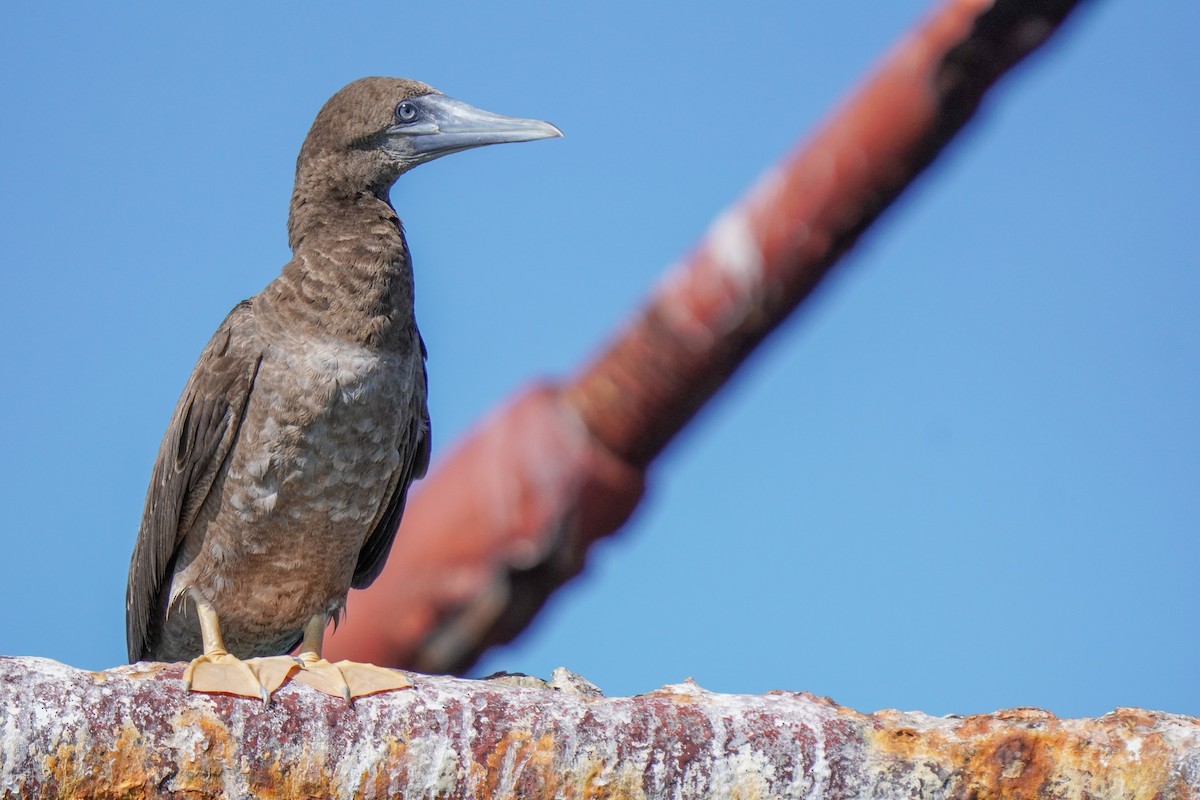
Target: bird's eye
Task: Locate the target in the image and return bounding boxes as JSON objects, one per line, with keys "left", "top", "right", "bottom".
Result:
{"left": 395, "top": 101, "right": 418, "bottom": 123}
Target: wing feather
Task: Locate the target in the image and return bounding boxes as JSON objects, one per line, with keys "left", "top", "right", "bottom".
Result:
{"left": 125, "top": 301, "right": 263, "bottom": 661}
{"left": 351, "top": 333, "right": 431, "bottom": 589}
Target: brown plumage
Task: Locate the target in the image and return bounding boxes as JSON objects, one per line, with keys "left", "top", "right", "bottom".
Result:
{"left": 125, "top": 77, "right": 560, "bottom": 700}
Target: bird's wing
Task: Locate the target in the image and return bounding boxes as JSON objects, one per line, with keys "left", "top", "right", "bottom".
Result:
{"left": 125, "top": 300, "right": 263, "bottom": 661}
{"left": 351, "top": 333, "right": 431, "bottom": 589}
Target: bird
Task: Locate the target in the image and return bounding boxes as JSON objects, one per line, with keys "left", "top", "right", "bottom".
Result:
{"left": 125, "top": 77, "right": 561, "bottom": 702}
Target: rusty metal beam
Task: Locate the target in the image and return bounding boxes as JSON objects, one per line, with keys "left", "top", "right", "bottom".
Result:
{"left": 3, "top": 657, "right": 1198, "bottom": 798}
{"left": 325, "top": 0, "right": 1092, "bottom": 673}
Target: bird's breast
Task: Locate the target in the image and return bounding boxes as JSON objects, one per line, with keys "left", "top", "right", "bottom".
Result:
{"left": 230, "top": 336, "right": 415, "bottom": 532}
{"left": 172, "top": 330, "right": 424, "bottom": 647}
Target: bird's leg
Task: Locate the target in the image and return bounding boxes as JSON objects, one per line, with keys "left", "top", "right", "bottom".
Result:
{"left": 291, "top": 613, "right": 411, "bottom": 700}
{"left": 182, "top": 598, "right": 297, "bottom": 703}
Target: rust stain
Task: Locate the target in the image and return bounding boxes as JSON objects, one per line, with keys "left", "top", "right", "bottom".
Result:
{"left": 867, "top": 708, "right": 1195, "bottom": 800}
{"left": 574, "top": 761, "right": 647, "bottom": 800}
{"left": 1083, "top": 714, "right": 1188, "bottom": 800}
{"left": 961, "top": 731, "right": 1057, "bottom": 799}
{"left": 536, "top": 733, "right": 563, "bottom": 778}
{"left": 479, "top": 727, "right": 533, "bottom": 796}
{"left": 995, "top": 707, "right": 1057, "bottom": 723}
{"left": 170, "top": 708, "right": 236, "bottom": 795}
{"left": 41, "top": 720, "right": 156, "bottom": 800}
{"left": 471, "top": 729, "right": 632, "bottom": 800}
{"left": 107, "top": 720, "right": 157, "bottom": 798}
{"left": 240, "top": 721, "right": 367, "bottom": 800}
{"left": 522, "top": 733, "right": 564, "bottom": 798}
{"left": 247, "top": 747, "right": 321, "bottom": 800}
{"left": 42, "top": 742, "right": 82, "bottom": 798}
{"left": 574, "top": 757, "right": 610, "bottom": 800}
{"left": 365, "top": 735, "right": 409, "bottom": 794}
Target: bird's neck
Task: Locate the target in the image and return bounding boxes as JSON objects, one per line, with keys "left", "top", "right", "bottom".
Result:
{"left": 267, "top": 189, "right": 416, "bottom": 349}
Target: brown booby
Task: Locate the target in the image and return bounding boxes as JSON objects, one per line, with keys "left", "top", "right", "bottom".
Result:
{"left": 125, "top": 77, "right": 561, "bottom": 701}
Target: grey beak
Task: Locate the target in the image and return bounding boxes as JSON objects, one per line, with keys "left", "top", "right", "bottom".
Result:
{"left": 389, "top": 94, "right": 562, "bottom": 161}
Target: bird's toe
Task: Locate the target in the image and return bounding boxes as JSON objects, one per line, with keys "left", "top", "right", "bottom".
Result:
{"left": 184, "top": 652, "right": 298, "bottom": 703}
{"left": 292, "top": 658, "right": 411, "bottom": 701}
{"left": 245, "top": 655, "right": 305, "bottom": 697}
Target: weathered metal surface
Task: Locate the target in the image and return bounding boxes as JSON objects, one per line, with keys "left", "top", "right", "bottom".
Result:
{"left": 1, "top": 658, "right": 1197, "bottom": 799}
{"left": 327, "top": 0, "right": 1092, "bottom": 675}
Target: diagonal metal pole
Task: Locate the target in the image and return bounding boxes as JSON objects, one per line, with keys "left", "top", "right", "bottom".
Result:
{"left": 326, "top": 0, "right": 1092, "bottom": 673}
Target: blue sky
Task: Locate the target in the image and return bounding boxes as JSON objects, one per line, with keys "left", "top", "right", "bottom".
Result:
{"left": 1, "top": 1, "right": 1196, "bottom": 720}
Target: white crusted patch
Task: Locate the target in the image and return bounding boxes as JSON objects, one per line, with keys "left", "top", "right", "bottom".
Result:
{"left": 1126, "top": 735, "right": 1143, "bottom": 758}
{"left": 165, "top": 705, "right": 251, "bottom": 799}
{"left": 707, "top": 208, "right": 765, "bottom": 295}
{"left": 656, "top": 205, "right": 769, "bottom": 349}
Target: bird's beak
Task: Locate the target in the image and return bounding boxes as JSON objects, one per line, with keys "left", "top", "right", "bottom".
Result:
{"left": 389, "top": 94, "right": 563, "bottom": 162}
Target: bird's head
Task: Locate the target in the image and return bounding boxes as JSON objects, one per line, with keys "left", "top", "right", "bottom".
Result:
{"left": 296, "top": 77, "right": 562, "bottom": 197}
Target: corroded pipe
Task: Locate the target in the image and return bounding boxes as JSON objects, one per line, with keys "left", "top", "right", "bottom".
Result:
{"left": 3, "top": 657, "right": 1197, "bottom": 799}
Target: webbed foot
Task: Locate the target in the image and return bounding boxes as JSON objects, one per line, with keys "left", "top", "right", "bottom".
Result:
{"left": 183, "top": 652, "right": 298, "bottom": 703}
{"left": 292, "top": 653, "right": 412, "bottom": 700}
